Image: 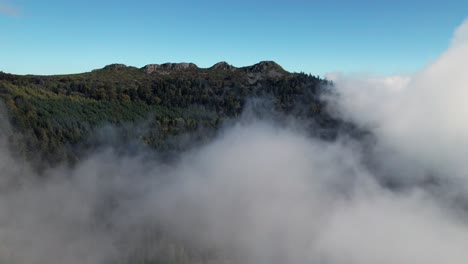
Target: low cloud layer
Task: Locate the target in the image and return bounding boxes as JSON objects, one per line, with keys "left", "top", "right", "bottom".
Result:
{"left": 2, "top": 118, "right": 468, "bottom": 264}
{"left": 0, "top": 19, "right": 467, "bottom": 264}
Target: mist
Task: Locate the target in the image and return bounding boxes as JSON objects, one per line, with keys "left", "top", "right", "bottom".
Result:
{"left": 1, "top": 19, "right": 468, "bottom": 264}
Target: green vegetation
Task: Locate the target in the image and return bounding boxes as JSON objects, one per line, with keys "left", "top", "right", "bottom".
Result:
{"left": 0, "top": 62, "right": 339, "bottom": 166}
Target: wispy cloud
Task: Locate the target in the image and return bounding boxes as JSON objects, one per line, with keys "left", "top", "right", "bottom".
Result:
{"left": 0, "top": 2, "right": 20, "bottom": 17}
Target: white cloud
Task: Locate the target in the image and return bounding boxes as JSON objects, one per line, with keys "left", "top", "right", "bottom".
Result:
{"left": 329, "top": 18, "right": 468, "bottom": 182}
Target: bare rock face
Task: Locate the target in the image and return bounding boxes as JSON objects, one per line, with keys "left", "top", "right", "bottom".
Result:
{"left": 140, "top": 60, "right": 287, "bottom": 77}
{"left": 142, "top": 63, "right": 198, "bottom": 74}
{"left": 210, "top": 61, "right": 235, "bottom": 70}
{"left": 142, "top": 64, "right": 160, "bottom": 74}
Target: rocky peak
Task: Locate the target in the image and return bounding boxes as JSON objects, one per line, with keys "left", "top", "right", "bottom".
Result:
{"left": 210, "top": 61, "right": 235, "bottom": 70}
{"left": 242, "top": 61, "right": 288, "bottom": 78}
{"left": 246, "top": 61, "right": 285, "bottom": 73}
{"left": 142, "top": 63, "right": 198, "bottom": 74}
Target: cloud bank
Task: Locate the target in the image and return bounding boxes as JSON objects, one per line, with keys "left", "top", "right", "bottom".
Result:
{"left": 2, "top": 117, "right": 468, "bottom": 264}
{"left": 0, "top": 18, "right": 467, "bottom": 264}
{"left": 328, "top": 18, "right": 468, "bottom": 183}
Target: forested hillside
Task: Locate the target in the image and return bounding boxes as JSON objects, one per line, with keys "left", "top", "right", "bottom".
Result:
{"left": 0, "top": 61, "right": 344, "bottom": 166}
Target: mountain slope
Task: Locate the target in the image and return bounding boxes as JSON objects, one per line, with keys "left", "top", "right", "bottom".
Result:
{"left": 0, "top": 61, "right": 342, "bottom": 166}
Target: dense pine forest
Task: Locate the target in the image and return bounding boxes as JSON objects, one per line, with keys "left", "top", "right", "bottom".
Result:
{"left": 0, "top": 61, "right": 345, "bottom": 167}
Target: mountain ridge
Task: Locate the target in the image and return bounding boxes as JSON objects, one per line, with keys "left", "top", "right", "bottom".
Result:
{"left": 102, "top": 60, "right": 288, "bottom": 74}
{"left": 0, "top": 61, "right": 290, "bottom": 77}
{"left": 0, "top": 61, "right": 340, "bottom": 167}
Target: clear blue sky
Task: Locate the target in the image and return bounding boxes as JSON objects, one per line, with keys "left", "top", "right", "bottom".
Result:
{"left": 1, "top": 0, "right": 467, "bottom": 75}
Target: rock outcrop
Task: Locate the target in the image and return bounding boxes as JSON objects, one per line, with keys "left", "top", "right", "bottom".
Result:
{"left": 142, "top": 63, "right": 198, "bottom": 74}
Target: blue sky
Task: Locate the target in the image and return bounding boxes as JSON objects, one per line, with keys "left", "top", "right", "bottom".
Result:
{"left": 1, "top": 0, "right": 467, "bottom": 75}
